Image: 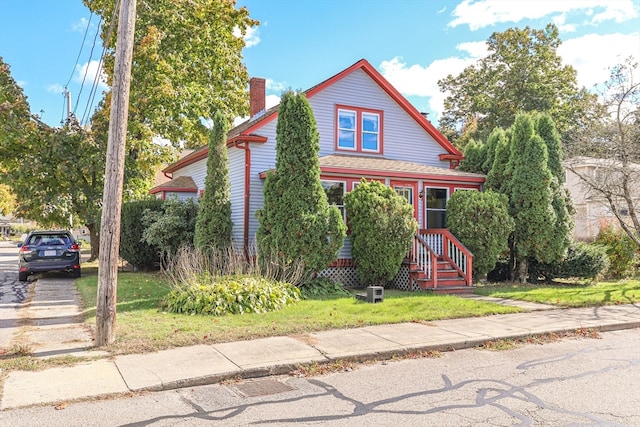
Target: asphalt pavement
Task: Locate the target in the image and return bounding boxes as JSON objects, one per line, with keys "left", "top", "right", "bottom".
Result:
{"left": 0, "top": 240, "right": 639, "bottom": 410}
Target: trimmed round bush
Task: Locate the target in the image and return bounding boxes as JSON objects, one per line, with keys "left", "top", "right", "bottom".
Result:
{"left": 344, "top": 179, "right": 418, "bottom": 287}
{"left": 162, "top": 275, "right": 300, "bottom": 316}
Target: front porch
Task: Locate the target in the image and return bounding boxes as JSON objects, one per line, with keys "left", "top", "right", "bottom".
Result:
{"left": 318, "top": 229, "right": 475, "bottom": 294}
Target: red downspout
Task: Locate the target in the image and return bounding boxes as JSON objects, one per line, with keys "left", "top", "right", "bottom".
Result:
{"left": 233, "top": 141, "right": 251, "bottom": 258}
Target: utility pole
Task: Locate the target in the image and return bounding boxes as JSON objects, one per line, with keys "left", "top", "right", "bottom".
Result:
{"left": 96, "top": 0, "right": 136, "bottom": 346}
{"left": 64, "top": 88, "right": 72, "bottom": 120}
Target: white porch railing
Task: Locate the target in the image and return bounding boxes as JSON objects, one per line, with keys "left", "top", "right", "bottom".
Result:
{"left": 410, "top": 229, "right": 473, "bottom": 288}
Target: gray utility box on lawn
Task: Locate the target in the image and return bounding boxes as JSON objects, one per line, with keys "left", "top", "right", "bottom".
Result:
{"left": 356, "top": 286, "right": 384, "bottom": 303}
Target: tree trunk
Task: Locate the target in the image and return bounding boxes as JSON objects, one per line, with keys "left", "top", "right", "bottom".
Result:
{"left": 508, "top": 236, "right": 516, "bottom": 281}
{"left": 86, "top": 222, "right": 99, "bottom": 262}
{"left": 517, "top": 258, "right": 528, "bottom": 284}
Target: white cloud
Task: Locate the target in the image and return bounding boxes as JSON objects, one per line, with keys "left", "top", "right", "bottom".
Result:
{"left": 591, "top": 1, "right": 638, "bottom": 23}
{"left": 448, "top": 0, "right": 637, "bottom": 31}
{"left": 559, "top": 32, "right": 640, "bottom": 88}
{"left": 380, "top": 53, "right": 480, "bottom": 120}
{"left": 71, "top": 17, "right": 91, "bottom": 33}
{"left": 17, "top": 80, "right": 27, "bottom": 88}
{"left": 75, "top": 60, "right": 108, "bottom": 90}
{"left": 265, "top": 93, "right": 280, "bottom": 109}
{"left": 379, "top": 28, "right": 640, "bottom": 120}
{"left": 456, "top": 41, "right": 488, "bottom": 58}
{"left": 266, "top": 78, "right": 288, "bottom": 93}
{"left": 47, "top": 83, "right": 65, "bottom": 94}
{"left": 234, "top": 26, "right": 261, "bottom": 48}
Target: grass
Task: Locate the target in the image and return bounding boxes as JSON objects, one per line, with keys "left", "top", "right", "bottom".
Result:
{"left": 475, "top": 279, "right": 640, "bottom": 307}
{"left": 75, "top": 271, "right": 523, "bottom": 355}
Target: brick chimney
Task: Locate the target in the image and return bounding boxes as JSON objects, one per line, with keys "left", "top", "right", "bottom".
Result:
{"left": 249, "top": 77, "right": 266, "bottom": 117}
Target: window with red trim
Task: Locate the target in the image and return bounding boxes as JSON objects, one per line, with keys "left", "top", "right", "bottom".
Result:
{"left": 336, "top": 105, "right": 383, "bottom": 153}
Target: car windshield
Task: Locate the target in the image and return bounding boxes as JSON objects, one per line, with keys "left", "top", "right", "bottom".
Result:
{"left": 28, "top": 234, "right": 71, "bottom": 246}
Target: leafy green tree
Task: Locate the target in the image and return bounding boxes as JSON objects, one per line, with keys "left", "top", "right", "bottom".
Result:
{"left": 0, "top": 56, "right": 34, "bottom": 154}
{"left": 438, "top": 24, "right": 596, "bottom": 148}
{"left": 507, "top": 114, "right": 557, "bottom": 282}
{"left": 84, "top": 0, "right": 258, "bottom": 148}
{"left": 194, "top": 111, "right": 233, "bottom": 252}
{"left": 256, "top": 91, "right": 346, "bottom": 273}
{"left": 0, "top": 183, "right": 16, "bottom": 216}
{"left": 0, "top": 58, "right": 169, "bottom": 260}
{"left": 446, "top": 190, "right": 513, "bottom": 279}
{"left": 344, "top": 180, "right": 418, "bottom": 287}
{"left": 142, "top": 198, "right": 199, "bottom": 266}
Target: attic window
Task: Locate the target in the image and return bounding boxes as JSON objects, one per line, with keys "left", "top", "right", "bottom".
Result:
{"left": 336, "top": 105, "right": 383, "bottom": 154}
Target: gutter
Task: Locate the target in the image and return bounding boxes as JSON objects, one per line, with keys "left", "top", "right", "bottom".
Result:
{"left": 233, "top": 141, "right": 251, "bottom": 258}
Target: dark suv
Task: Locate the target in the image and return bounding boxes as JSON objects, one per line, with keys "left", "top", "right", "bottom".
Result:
{"left": 18, "top": 230, "right": 81, "bottom": 281}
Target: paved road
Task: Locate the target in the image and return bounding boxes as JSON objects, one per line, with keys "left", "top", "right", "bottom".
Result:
{"left": 0, "top": 328, "right": 637, "bottom": 426}
{"left": 0, "top": 241, "right": 30, "bottom": 351}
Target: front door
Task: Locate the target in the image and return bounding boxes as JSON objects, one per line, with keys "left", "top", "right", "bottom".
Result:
{"left": 424, "top": 187, "right": 447, "bottom": 228}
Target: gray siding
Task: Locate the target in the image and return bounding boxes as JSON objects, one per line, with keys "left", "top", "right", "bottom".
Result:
{"left": 246, "top": 120, "right": 278, "bottom": 246}
{"left": 228, "top": 148, "right": 246, "bottom": 247}
{"left": 175, "top": 159, "right": 207, "bottom": 190}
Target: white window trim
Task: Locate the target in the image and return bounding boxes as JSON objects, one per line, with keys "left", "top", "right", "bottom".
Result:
{"left": 337, "top": 109, "right": 357, "bottom": 151}
{"left": 424, "top": 187, "right": 449, "bottom": 228}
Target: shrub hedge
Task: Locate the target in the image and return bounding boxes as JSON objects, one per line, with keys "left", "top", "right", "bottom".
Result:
{"left": 120, "top": 198, "right": 164, "bottom": 270}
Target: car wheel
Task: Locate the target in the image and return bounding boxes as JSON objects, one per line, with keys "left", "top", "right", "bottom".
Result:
{"left": 18, "top": 272, "right": 28, "bottom": 282}
{"left": 72, "top": 268, "right": 81, "bottom": 279}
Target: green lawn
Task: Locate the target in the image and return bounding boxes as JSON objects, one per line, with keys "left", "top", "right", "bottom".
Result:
{"left": 75, "top": 270, "right": 640, "bottom": 356}
{"left": 76, "top": 272, "right": 522, "bottom": 355}
{"left": 475, "top": 279, "right": 640, "bottom": 307}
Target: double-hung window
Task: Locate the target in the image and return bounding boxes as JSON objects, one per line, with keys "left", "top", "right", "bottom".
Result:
{"left": 336, "top": 105, "right": 382, "bottom": 153}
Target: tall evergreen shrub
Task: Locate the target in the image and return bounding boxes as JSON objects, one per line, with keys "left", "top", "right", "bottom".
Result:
{"left": 535, "top": 113, "right": 573, "bottom": 258}
{"left": 194, "top": 110, "right": 233, "bottom": 252}
{"left": 507, "top": 114, "right": 557, "bottom": 282}
{"left": 256, "top": 91, "right": 346, "bottom": 273}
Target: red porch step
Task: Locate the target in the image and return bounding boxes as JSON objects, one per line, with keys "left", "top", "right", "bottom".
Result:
{"left": 408, "top": 258, "right": 475, "bottom": 295}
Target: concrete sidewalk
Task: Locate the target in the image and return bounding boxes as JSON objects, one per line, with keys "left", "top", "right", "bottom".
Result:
{"left": 1, "top": 277, "right": 638, "bottom": 410}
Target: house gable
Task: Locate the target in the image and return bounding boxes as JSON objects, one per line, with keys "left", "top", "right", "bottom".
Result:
{"left": 230, "top": 59, "right": 462, "bottom": 163}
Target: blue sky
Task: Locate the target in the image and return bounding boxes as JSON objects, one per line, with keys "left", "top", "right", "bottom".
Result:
{"left": 1, "top": 0, "right": 638, "bottom": 129}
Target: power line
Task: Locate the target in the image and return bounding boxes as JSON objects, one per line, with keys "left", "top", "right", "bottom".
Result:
{"left": 61, "top": 12, "right": 95, "bottom": 124}
{"left": 73, "top": 15, "right": 103, "bottom": 121}
{"left": 65, "top": 13, "right": 94, "bottom": 89}
{"left": 79, "top": 4, "right": 120, "bottom": 127}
